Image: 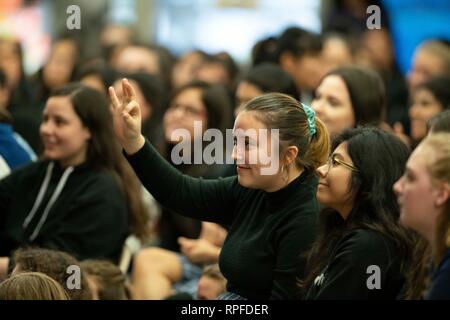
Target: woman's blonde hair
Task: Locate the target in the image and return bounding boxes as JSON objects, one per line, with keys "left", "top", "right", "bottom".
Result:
{"left": 420, "top": 133, "right": 450, "bottom": 264}
{"left": 0, "top": 272, "right": 70, "bottom": 300}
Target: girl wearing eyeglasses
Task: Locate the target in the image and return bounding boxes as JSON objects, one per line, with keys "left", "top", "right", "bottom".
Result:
{"left": 302, "top": 127, "right": 415, "bottom": 299}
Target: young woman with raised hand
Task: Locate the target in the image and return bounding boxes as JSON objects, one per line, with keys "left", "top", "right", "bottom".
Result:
{"left": 109, "top": 79, "right": 329, "bottom": 299}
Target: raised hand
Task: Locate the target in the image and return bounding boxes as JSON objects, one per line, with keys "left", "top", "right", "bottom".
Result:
{"left": 109, "top": 78, "right": 145, "bottom": 154}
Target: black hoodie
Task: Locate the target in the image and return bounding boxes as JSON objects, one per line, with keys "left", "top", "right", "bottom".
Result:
{"left": 0, "top": 160, "right": 129, "bottom": 263}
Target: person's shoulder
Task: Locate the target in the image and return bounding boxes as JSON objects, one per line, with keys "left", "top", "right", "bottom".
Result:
{"left": 426, "top": 249, "right": 450, "bottom": 300}
{"left": 6, "top": 160, "right": 45, "bottom": 178}
{"left": 342, "top": 229, "right": 390, "bottom": 247}
{"left": 72, "top": 166, "right": 124, "bottom": 198}
{"left": 336, "top": 229, "right": 394, "bottom": 260}
{"left": 438, "top": 249, "right": 450, "bottom": 271}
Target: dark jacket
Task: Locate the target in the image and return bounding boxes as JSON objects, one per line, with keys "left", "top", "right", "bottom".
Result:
{"left": 0, "top": 160, "right": 129, "bottom": 262}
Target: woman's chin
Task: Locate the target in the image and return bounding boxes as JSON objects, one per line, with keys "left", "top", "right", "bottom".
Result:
{"left": 43, "top": 150, "right": 59, "bottom": 161}
{"left": 237, "top": 175, "right": 252, "bottom": 188}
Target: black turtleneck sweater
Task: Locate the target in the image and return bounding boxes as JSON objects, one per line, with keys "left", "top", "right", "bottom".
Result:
{"left": 0, "top": 161, "right": 129, "bottom": 262}
{"left": 125, "top": 140, "right": 319, "bottom": 299}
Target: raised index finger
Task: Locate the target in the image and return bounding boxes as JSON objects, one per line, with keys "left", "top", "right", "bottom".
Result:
{"left": 123, "top": 78, "right": 137, "bottom": 102}
{"left": 108, "top": 86, "right": 121, "bottom": 110}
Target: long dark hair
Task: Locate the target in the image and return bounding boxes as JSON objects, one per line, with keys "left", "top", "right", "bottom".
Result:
{"left": 49, "top": 83, "right": 149, "bottom": 240}
{"left": 301, "top": 127, "right": 415, "bottom": 292}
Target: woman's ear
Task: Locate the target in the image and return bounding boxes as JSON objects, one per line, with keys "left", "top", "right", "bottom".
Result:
{"left": 283, "top": 146, "right": 299, "bottom": 166}
{"left": 435, "top": 182, "right": 450, "bottom": 207}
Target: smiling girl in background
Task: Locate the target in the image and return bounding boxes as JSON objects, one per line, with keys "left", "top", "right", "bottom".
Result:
{"left": 311, "top": 66, "right": 386, "bottom": 139}
{"left": 0, "top": 84, "right": 148, "bottom": 279}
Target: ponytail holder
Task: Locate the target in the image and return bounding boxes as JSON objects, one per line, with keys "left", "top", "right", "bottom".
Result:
{"left": 302, "top": 103, "right": 316, "bottom": 137}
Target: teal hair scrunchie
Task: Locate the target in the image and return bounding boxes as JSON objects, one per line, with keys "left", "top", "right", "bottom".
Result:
{"left": 301, "top": 103, "right": 316, "bottom": 137}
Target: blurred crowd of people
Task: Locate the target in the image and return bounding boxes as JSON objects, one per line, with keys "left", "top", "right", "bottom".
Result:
{"left": 0, "top": 2, "right": 450, "bottom": 300}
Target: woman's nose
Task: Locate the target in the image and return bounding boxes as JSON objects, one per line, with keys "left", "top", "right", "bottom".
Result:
{"left": 393, "top": 176, "right": 403, "bottom": 196}
{"left": 231, "top": 145, "right": 244, "bottom": 163}
{"left": 316, "top": 164, "right": 328, "bottom": 178}
{"left": 40, "top": 120, "right": 52, "bottom": 136}
{"left": 312, "top": 99, "right": 324, "bottom": 117}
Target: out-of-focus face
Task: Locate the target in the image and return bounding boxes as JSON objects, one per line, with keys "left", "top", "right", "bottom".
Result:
{"left": 81, "top": 74, "right": 105, "bottom": 94}
{"left": 408, "top": 48, "right": 446, "bottom": 92}
{"left": 322, "top": 37, "right": 353, "bottom": 73}
{"left": 316, "top": 142, "right": 355, "bottom": 219}
{"left": 234, "top": 81, "right": 263, "bottom": 117}
{"left": 40, "top": 96, "right": 91, "bottom": 168}
{"left": 357, "top": 29, "right": 393, "bottom": 72}
{"left": 312, "top": 75, "right": 355, "bottom": 138}
{"left": 288, "top": 54, "right": 325, "bottom": 93}
{"left": 116, "top": 46, "right": 160, "bottom": 75}
{"left": 172, "top": 51, "right": 204, "bottom": 88}
{"left": 113, "top": 79, "right": 152, "bottom": 122}
{"left": 394, "top": 144, "right": 444, "bottom": 239}
{"left": 163, "top": 87, "right": 207, "bottom": 143}
{"left": 409, "top": 87, "right": 444, "bottom": 142}
{"left": 100, "top": 25, "right": 132, "bottom": 48}
{"left": 43, "top": 40, "right": 78, "bottom": 89}
{"left": 196, "top": 62, "right": 229, "bottom": 86}
{"left": 0, "top": 40, "right": 22, "bottom": 89}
